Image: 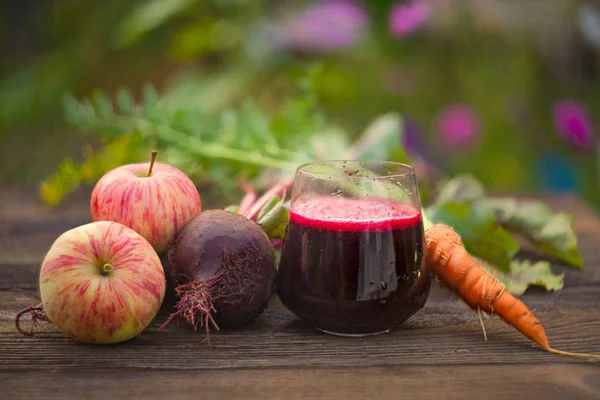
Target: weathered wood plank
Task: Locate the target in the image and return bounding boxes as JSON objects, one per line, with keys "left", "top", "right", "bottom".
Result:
{"left": 0, "top": 187, "right": 93, "bottom": 289}
{"left": 0, "top": 264, "right": 39, "bottom": 290}
{"left": 1, "top": 188, "right": 599, "bottom": 378}
{"left": 0, "top": 186, "right": 92, "bottom": 223}
{"left": 2, "top": 191, "right": 600, "bottom": 289}
{"left": 1, "top": 288, "right": 599, "bottom": 371}
{"left": 1, "top": 364, "right": 600, "bottom": 400}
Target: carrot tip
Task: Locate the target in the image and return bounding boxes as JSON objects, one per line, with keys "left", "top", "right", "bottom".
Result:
{"left": 426, "top": 224, "right": 600, "bottom": 363}
{"left": 546, "top": 347, "right": 600, "bottom": 361}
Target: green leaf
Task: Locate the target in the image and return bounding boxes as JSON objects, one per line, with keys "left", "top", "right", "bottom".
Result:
{"left": 63, "top": 94, "right": 94, "bottom": 129}
{"left": 91, "top": 90, "right": 113, "bottom": 119}
{"left": 62, "top": 94, "right": 80, "bottom": 124}
{"left": 299, "top": 112, "right": 413, "bottom": 204}
{"left": 296, "top": 160, "right": 413, "bottom": 204}
{"left": 350, "top": 113, "right": 408, "bottom": 163}
{"left": 56, "top": 80, "right": 409, "bottom": 209}
{"left": 435, "top": 174, "right": 486, "bottom": 204}
{"left": 270, "top": 84, "right": 328, "bottom": 151}
{"left": 62, "top": 90, "right": 300, "bottom": 177}
{"left": 116, "top": 88, "right": 135, "bottom": 115}
{"left": 224, "top": 205, "right": 239, "bottom": 213}
{"left": 483, "top": 260, "right": 564, "bottom": 296}
{"left": 143, "top": 84, "right": 159, "bottom": 115}
{"left": 168, "top": 21, "right": 214, "bottom": 60}
{"left": 257, "top": 194, "right": 282, "bottom": 222}
{"left": 236, "top": 100, "right": 276, "bottom": 146}
{"left": 257, "top": 196, "right": 290, "bottom": 239}
{"left": 113, "top": 0, "right": 196, "bottom": 48}
{"left": 275, "top": 248, "right": 282, "bottom": 269}
{"left": 39, "top": 159, "right": 81, "bottom": 207}
{"left": 426, "top": 202, "right": 519, "bottom": 271}
{"left": 476, "top": 198, "right": 583, "bottom": 269}
{"left": 39, "top": 136, "right": 142, "bottom": 206}
{"left": 310, "top": 128, "right": 353, "bottom": 160}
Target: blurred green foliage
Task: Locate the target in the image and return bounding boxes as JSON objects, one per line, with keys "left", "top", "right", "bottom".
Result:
{"left": 1, "top": 0, "right": 599, "bottom": 208}
{"left": 45, "top": 80, "right": 408, "bottom": 206}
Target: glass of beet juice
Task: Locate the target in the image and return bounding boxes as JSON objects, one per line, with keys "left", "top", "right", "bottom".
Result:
{"left": 276, "top": 160, "right": 430, "bottom": 336}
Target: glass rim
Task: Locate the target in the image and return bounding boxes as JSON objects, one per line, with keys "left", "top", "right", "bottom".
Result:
{"left": 295, "top": 160, "right": 415, "bottom": 180}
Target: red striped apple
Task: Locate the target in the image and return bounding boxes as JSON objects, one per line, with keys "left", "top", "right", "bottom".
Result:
{"left": 40, "top": 221, "right": 165, "bottom": 344}
{"left": 91, "top": 151, "right": 201, "bottom": 253}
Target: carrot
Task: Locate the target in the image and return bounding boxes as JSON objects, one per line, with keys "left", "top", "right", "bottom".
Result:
{"left": 425, "top": 223, "right": 600, "bottom": 360}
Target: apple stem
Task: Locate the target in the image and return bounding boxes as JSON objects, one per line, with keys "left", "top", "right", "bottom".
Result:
{"left": 148, "top": 150, "right": 158, "bottom": 177}
{"left": 102, "top": 263, "right": 113, "bottom": 274}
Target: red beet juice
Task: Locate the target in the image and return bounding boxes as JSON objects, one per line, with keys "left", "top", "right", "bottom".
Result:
{"left": 276, "top": 196, "right": 431, "bottom": 335}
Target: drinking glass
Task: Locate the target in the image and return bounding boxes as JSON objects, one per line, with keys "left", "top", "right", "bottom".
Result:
{"left": 276, "top": 160, "right": 431, "bottom": 336}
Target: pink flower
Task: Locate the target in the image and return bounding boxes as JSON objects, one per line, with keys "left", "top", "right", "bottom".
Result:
{"left": 435, "top": 104, "right": 481, "bottom": 147}
{"left": 279, "top": 0, "right": 368, "bottom": 52}
{"left": 389, "top": 1, "right": 430, "bottom": 38}
{"left": 552, "top": 99, "right": 596, "bottom": 151}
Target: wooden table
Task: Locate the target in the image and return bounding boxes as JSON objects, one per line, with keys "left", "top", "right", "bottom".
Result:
{"left": 1, "top": 187, "right": 600, "bottom": 399}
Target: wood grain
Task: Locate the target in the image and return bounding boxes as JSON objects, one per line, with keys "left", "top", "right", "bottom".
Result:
{"left": 2, "top": 288, "right": 600, "bottom": 372}
{"left": 2, "top": 188, "right": 600, "bottom": 399}
{"left": 0, "top": 186, "right": 91, "bottom": 223}
{"left": 2, "top": 364, "right": 600, "bottom": 400}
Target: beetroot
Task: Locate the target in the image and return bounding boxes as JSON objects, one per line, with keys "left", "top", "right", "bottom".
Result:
{"left": 162, "top": 210, "right": 276, "bottom": 341}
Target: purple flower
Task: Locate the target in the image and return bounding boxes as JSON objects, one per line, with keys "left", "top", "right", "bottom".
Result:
{"left": 552, "top": 99, "right": 596, "bottom": 150}
{"left": 403, "top": 118, "right": 424, "bottom": 153}
{"left": 279, "top": 0, "right": 368, "bottom": 52}
{"left": 389, "top": 0, "right": 430, "bottom": 38}
{"left": 435, "top": 104, "right": 481, "bottom": 147}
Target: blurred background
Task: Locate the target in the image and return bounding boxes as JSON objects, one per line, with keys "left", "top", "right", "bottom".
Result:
{"left": 1, "top": 0, "right": 599, "bottom": 209}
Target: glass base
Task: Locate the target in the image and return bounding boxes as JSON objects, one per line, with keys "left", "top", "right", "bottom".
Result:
{"left": 316, "top": 327, "right": 390, "bottom": 337}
